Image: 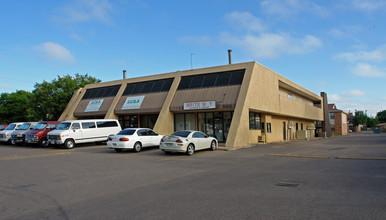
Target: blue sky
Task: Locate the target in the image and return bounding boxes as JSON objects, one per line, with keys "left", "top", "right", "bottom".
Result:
{"left": 1, "top": 0, "right": 385, "bottom": 116}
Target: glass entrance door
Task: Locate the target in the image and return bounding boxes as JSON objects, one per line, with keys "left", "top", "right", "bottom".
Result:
{"left": 214, "top": 116, "right": 224, "bottom": 142}
{"left": 213, "top": 112, "right": 224, "bottom": 142}
{"left": 188, "top": 111, "right": 233, "bottom": 143}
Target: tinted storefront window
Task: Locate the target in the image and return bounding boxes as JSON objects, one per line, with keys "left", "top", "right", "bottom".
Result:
{"left": 175, "top": 112, "right": 233, "bottom": 143}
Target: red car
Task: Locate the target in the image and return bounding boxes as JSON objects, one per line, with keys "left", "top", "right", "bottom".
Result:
{"left": 0, "top": 124, "right": 7, "bottom": 131}
{"left": 25, "top": 121, "right": 61, "bottom": 147}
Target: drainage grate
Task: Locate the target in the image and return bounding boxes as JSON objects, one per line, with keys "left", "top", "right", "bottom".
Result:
{"left": 275, "top": 182, "right": 303, "bottom": 188}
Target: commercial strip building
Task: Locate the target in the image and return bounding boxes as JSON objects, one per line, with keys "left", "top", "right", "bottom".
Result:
{"left": 59, "top": 61, "right": 325, "bottom": 147}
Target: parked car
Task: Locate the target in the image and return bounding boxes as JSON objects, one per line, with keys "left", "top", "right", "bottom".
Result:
{"left": 10, "top": 122, "right": 38, "bottom": 145}
{"left": 107, "top": 128, "right": 163, "bottom": 152}
{"left": 0, "top": 122, "right": 25, "bottom": 144}
{"left": 25, "top": 121, "right": 61, "bottom": 147}
{"left": 0, "top": 124, "right": 8, "bottom": 131}
{"left": 160, "top": 130, "right": 217, "bottom": 156}
{"left": 48, "top": 119, "right": 121, "bottom": 149}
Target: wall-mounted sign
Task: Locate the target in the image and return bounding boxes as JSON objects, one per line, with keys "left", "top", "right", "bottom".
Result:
{"left": 184, "top": 101, "right": 216, "bottom": 110}
{"left": 122, "top": 96, "right": 145, "bottom": 110}
{"left": 85, "top": 99, "right": 104, "bottom": 112}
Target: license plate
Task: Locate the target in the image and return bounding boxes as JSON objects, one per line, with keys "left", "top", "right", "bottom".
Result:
{"left": 113, "top": 143, "right": 117, "bottom": 146}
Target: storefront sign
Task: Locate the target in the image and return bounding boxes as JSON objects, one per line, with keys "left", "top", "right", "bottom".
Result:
{"left": 184, "top": 101, "right": 216, "bottom": 110}
{"left": 85, "top": 99, "right": 104, "bottom": 112}
{"left": 122, "top": 96, "right": 145, "bottom": 110}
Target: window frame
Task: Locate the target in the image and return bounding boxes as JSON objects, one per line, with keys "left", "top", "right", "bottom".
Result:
{"left": 249, "top": 112, "right": 261, "bottom": 130}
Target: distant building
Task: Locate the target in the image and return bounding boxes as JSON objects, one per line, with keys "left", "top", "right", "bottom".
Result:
{"left": 376, "top": 123, "right": 386, "bottom": 132}
{"left": 328, "top": 104, "right": 348, "bottom": 135}
{"left": 347, "top": 111, "right": 354, "bottom": 132}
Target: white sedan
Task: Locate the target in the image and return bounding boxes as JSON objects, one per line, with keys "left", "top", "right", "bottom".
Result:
{"left": 107, "top": 128, "right": 163, "bottom": 152}
{"left": 160, "top": 130, "right": 217, "bottom": 156}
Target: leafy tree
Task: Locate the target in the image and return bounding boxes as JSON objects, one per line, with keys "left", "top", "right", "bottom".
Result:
{"left": 32, "top": 74, "right": 101, "bottom": 120}
{"left": 376, "top": 110, "right": 386, "bottom": 123}
{"left": 366, "top": 117, "right": 379, "bottom": 128}
{"left": 0, "top": 90, "right": 37, "bottom": 124}
{"left": 353, "top": 111, "right": 367, "bottom": 126}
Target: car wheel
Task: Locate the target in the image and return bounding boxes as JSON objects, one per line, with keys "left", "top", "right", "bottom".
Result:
{"left": 186, "top": 144, "right": 195, "bottom": 156}
{"left": 114, "top": 148, "right": 122, "bottom": 152}
{"left": 39, "top": 138, "right": 49, "bottom": 147}
{"left": 64, "top": 139, "right": 75, "bottom": 149}
{"left": 133, "top": 142, "right": 142, "bottom": 152}
{"left": 210, "top": 140, "right": 216, "bottom": 151}
{"left": 11, "top": 139, "right": 16, "bottom": 145}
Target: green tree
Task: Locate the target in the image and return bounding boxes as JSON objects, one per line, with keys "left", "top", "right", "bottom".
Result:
{"left": 32, "top": 73, "right": 101, "bottom": 120}
{"left": 354, "top": 111, "right": 367, "bottom": 126}
{"left": 0, "top": 90, "right": 37, "bottom": 124}
{"left": 366, "top": 117, "right": 379, "bottom": 128}
{"left": 376, "top": 110, "right": 386, "bottom": 123}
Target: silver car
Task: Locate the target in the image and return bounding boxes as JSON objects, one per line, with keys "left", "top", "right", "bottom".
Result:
{"left": 160, "top": 130, "right": 217, "bottom": 156}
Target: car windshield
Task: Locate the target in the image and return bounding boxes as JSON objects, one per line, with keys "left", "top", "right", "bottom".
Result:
{"left": 56, "top": 122, "right": 71, "bottom": 130}
{"left": 4, "top": 124, "right": 16, "bottom": 130}
{"left": 34, "top": 122, "right": 47, "bottom": 130}
{"left": 117, "top": 129, "right": 136, "bottom": 135}
{"left": 172, "top": 131, "right": 192, "bottom": 138}
{"left": 18, "top": 123, "right": 31, "bottom": 130}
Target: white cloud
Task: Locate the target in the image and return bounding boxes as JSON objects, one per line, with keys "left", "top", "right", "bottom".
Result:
{"left": 0, "top": 84, "right": 12, "bottom": 90}
{"left": 70, "top": 33, "right": 83, "bottom": 41}
{"left": 343, "top": 89, "right": 366, "bottom": 97}
{"left": 221, "top": 32, "right": 322, "bottom": 59}
{"left": 260, "top": 0, "right": 329, "bottom": 17}
{"left": 34, "top": 42, "right": 75, "bottom": 63}
{"left": 351, "top": 0, "right": 386, "bottom": 12}
{"left": 328, "top": 90, "right": 385, "bottom": 116}
{"left": 178, "top": 36, "right": 212, "bottom": 46}
{"left": 329, "top": 94, "right": 341, "bottom": 102}
{"left": 55, "top": 0, "right": 113, "bottom": 24}
{"left": 224, "top": 11, "right": 264, "bottom": 32}
{"left": 328, "top": 25, "right": 363, "bottom": 39}
{"left": 219, "top": 11, "right": 322, "bottom": 59}
{"left": 335, "top": 45, "right": 386, "bottom": 62}
{"left": 351, "top": 63, "right": 385, "bottom": 77}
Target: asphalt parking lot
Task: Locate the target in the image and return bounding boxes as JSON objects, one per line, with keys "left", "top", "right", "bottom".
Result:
{"left": 1, "top": 132, "right": 386, "bottom": 219}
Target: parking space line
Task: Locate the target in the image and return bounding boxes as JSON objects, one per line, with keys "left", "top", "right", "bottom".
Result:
{"left": 0, "top": 152, "right": 71, "bottom": 160}
{"left": 336, "top": 156, "right": 386, "bottom": 160}
{"left": 157, "top": 156, "right": 183, "bottom": 162}
{"left": 266, "top": 153, "right": 329, "bottom": 159}
{"left": 271, "top": 146, "right": 286, "bottom": 149}
{"left": 46, "top": 146, "right": 106, "bottom": 151}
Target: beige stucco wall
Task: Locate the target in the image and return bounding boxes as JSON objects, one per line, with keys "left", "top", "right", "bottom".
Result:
{"left": 225, "top": 62, "right": 323, "bottom": 147}
{"left": 60, "top": 61, "right": 324, "bottom": 147}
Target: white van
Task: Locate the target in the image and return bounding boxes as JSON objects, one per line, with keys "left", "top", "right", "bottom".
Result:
{"left": 47, "top": 119, "right": 121, "bottom": 149}
{"left": 0, "top": 122, "right": 25, "bottom": 144}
